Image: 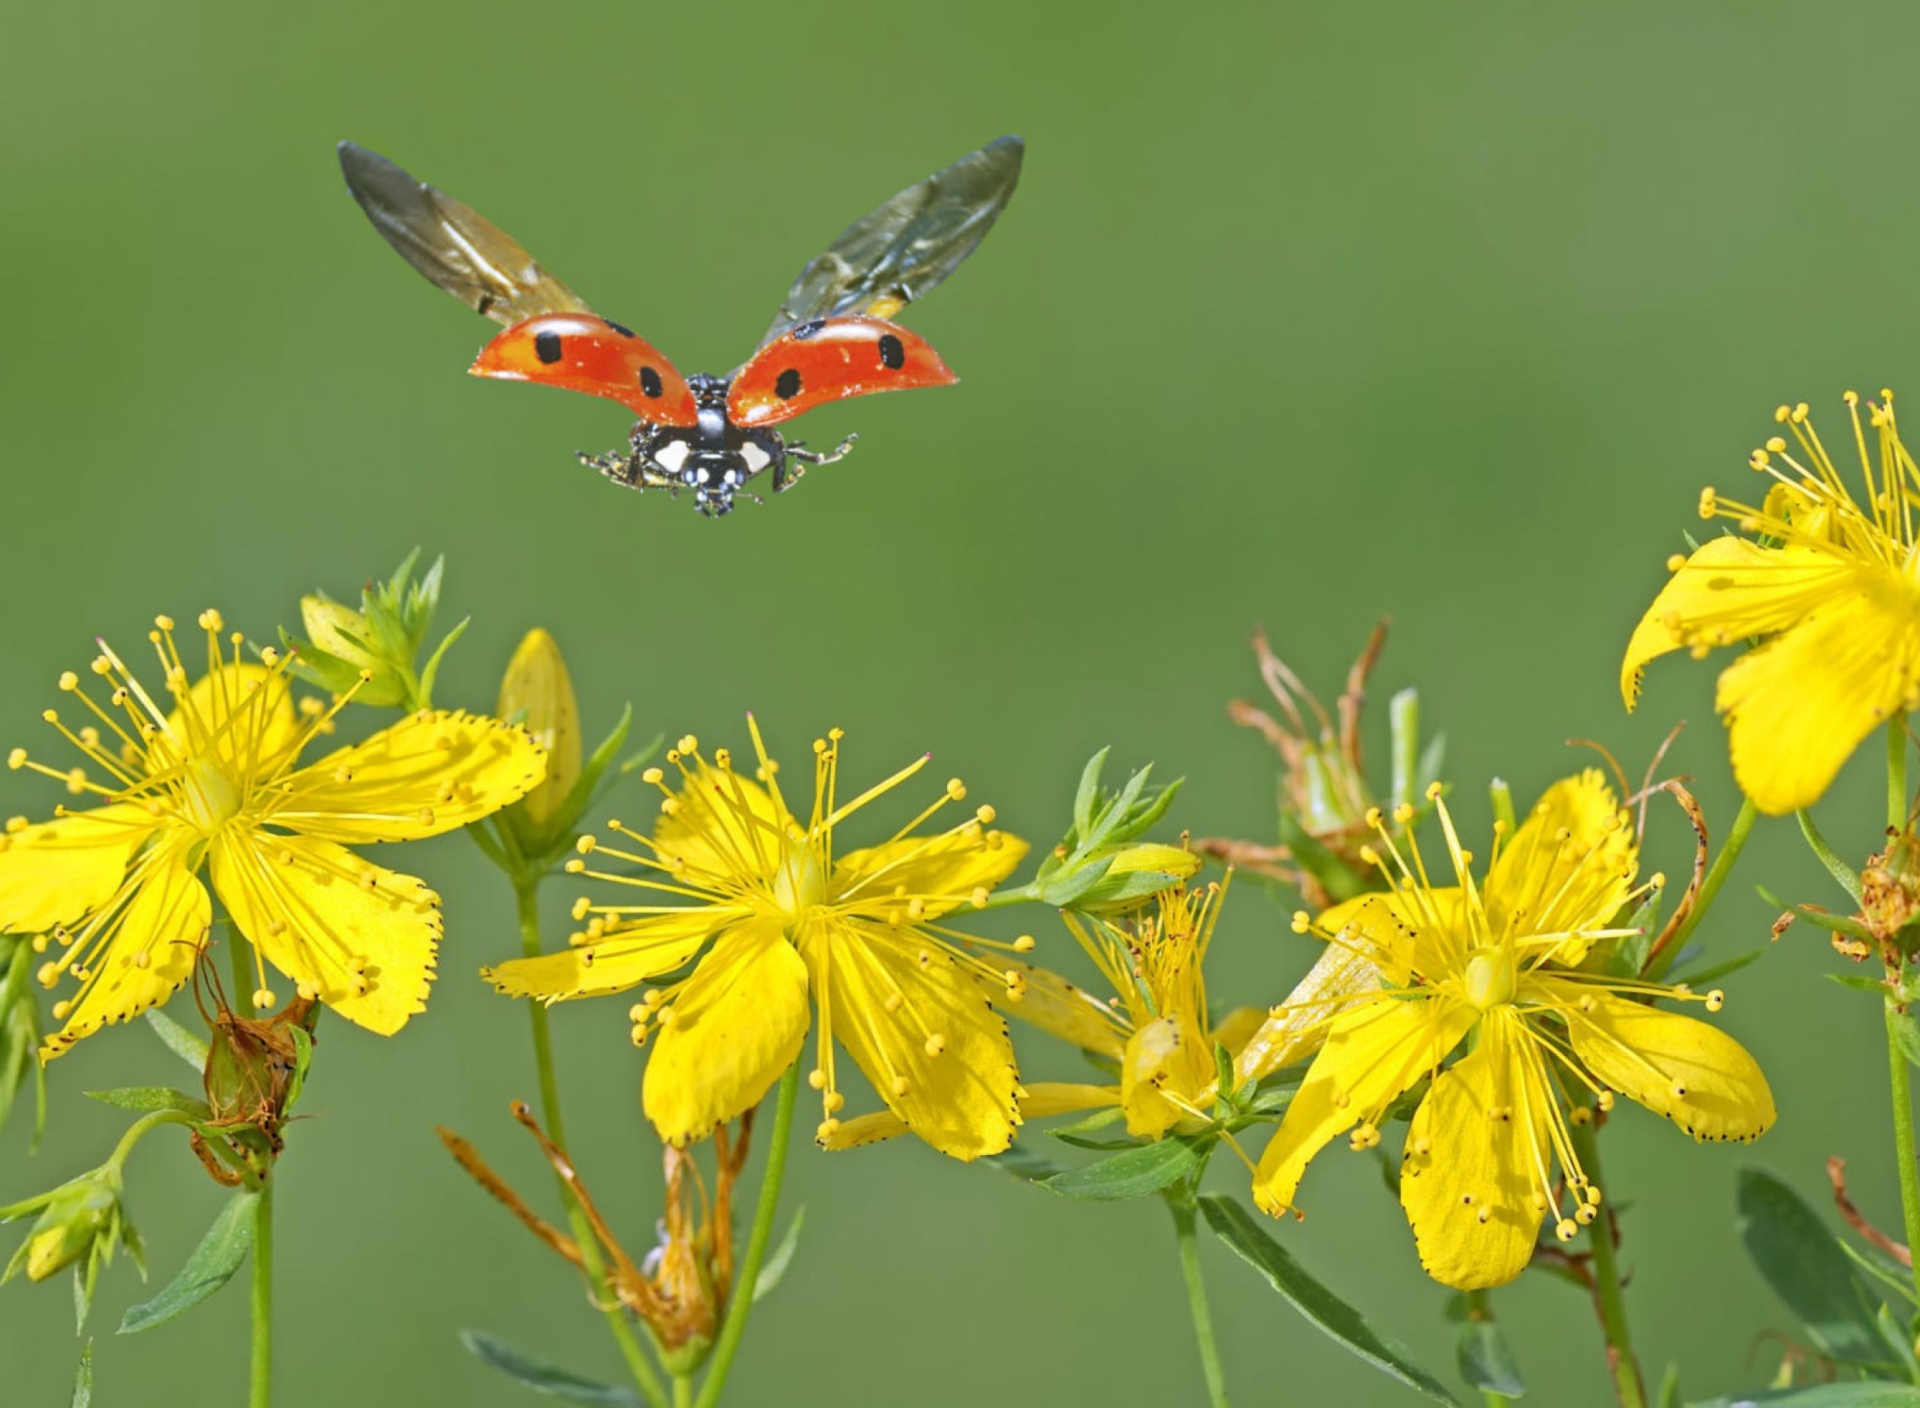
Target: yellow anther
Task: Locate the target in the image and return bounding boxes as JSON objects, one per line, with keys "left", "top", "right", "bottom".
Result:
{"left": 1597, "top": 1089, "right": 1616, "bottom": 1112}
{"left": 36, "top": 963, "right": 58, "bottom": 988}
{"left": 1555, "top": 1219, "right": 1577, "bottom": 1242}
{"left": 924, "top": 1033, "right": 947, "bottom": 1058}
{"left": 576, "top": 835, "right": 597, "bottom": 855}
{"left": 1575, "top": 1204, "right": 1597, "bottom": 1226}
{"left": 892, "top": 1076, "right": 912, "bottom": 1098}
{"left": 6, "top": 749, "right": 24, "bottom": 770}
{"left": 51, "top": 1000, "right": 71, "bottom": 1020}
{"left": 970, "top": 887, "right": 989, "bottom": 909}
{"left": 1705, "top": 989, "right": 1726, "bottom": 1012}
{"left": 822, "top": 1091, "right": 846, "bottom": 1114}
{"left": 1392, "top": 802, "right": 1414, "bottom": 825}
{"left": 1570, "top": 1104, "right": 1593, "bottom": 1126}
{"left": 808, "top": 1069, "right": 828, "bottom": 1090}
{"left": 816, "top": 1119, "right": 841, "bottom": 1141}
{"left": 1013, "top": 934, "right": 1035, "bottom": 953}
{"left": 564, "top": 858, "right": 585, "bottom": 874}
{"left": 57, "top": 671, "right": 78, "bottom": 692}
{"left": 252, "top": 988, "right": 276, "bottom": 1010}
{"left": 642, "top": 767, "right": 664, "bottom": 785}
{"left": 975, "top": 804, "right": 996, "bottom": 825}
{"left": 946, "top": 778, "right": 967, "bottom": 801}
{"left": 677, "top": 734, "right": 698, "bottom": 754}
{"left": 1425, "top": 781, "right": 1443, "bottom": 801}
{"left": 1586, "top": 1186, "right": 1603, "bottom": 1207}
{"left": 1666, "top": 553, "right": 1687, "bottom": 572}
{"left": 197, "top": 609, "right": 224, "bottom": 633}
{"left": 154, "top": 614, "right": 175, "bottom": 632}
{"left": 1291, "top": 911, "right": 1311, "bottom": 934}
{"left": 1365, "top": 806, "right": 1384, "bottom": 829}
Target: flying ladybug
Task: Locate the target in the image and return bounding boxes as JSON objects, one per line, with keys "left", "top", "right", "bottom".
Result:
{"left": 338, "top": 136, "right": 1023, "bottom": 517}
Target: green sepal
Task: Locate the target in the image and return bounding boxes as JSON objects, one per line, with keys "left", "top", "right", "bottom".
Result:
{"left": 70, "top": 1340, "right": 92, "bottom": 1408}
{"left": 459, "top": 1329, "right": 645, "bottom": 1406}
{"left": 1798, "top": 809, "right": 1865, "bottom": 903}
{"left": 118, "top": 1189, "right": 257, "bottom": 1335}
{"left": 1198, "top": 1193, "right": 1457, "bottom": 1404}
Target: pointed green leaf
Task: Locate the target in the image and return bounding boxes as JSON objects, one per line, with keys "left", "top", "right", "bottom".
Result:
{"left": 753, "top": 1206, "right": 805, "bottom": 1303}
{"left": 1839, "top": 1237, "right": 1918, "bottom": 1309}
{"left": 1798, "top": 809, "right": 1864, "bottom": 903}
{"left": 1667, "top": 949, "right": 1765, "bottom": 988}
{"left": 1072, "top": 748, "right": 1109, "bottom": 838}
{"left": 85, "top": 1088, "right": 212, "bottom": 1119}
{"left": 1199, "top": 1194, "right": 1456, "bottom": 1403}
{"left": 118, "top": 1190, "right": 257, "bottom": 1334}
{"left": 980, "top": 1144, "right": 1070, "bottom": 1182}
{"left": 1457, "top": 1318, "right": 1525, "bottom": 1397}
{"left": 1388, "top": 688, "right": 1419, "bottom": 809}
{"left": 1039, "top": 1138, "right": 1199, "bottom": 1201}
{"left": 144, "top": 1008, "right": 209, "bottom": 1070}
{"left": 1688, "top": 1386, "right": 1920, "bottom": 1407}
{"left": 1735, "top": 1167, "right": 1884, "bottom": 1365}
{"left": 459, "top": 1330, "right": 645, "bottom": 1405}
{"left": 1657, "top": 1364, "right": 1680, "bottom": 1408}
{"left": 70, "top": 1339, "right": 92, "bottom": 1408}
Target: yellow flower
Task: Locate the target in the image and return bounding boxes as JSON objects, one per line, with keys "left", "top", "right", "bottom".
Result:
{"left": 991, "top": 877, "right": 1386, "bottom": 1145}
{"left": 0, "top": 611, "right": 545, "bottom": 1056}
{"left": 1251, "top": 771, "right": 1775, "bottom": 1290}
{"left": 482, "top": 719, "right": 1031, "bottom": 1161}
{"left": 1623, "top": 391, "right": 1920, "bottom": 815}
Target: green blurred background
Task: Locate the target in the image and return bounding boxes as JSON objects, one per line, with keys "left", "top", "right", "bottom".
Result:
{"left": 3, "top": 1, "right": 1916, "bottom": 1402}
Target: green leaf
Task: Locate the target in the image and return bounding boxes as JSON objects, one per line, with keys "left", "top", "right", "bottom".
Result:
{"left": 1388, "top": 688, "right": 1419, "bottom": 810}
{"left": 85, "top": 1087, "right": 212, "bottom": 1119}
{"left": 118, "top": 1190, "right": 257, "bottom": 1334}
{"left": 1039, "top": 1138, "right": 1200, "bottom": 1201}
{"left": 1878, "top": 1302, "right": 1920, "bottom": 1380}
{"left": 1689, "top": 1386, "right": 1920, "bottom": 1407}
{"left": 144, "top": 1008, "right": 209, "bottom": 1070}
{"left": 1657, "top": 1364, "right": 1680, "bottom": 1408}
{"left": 1457, "top": 1318, "right": 1525, "bottom": 1397}
{"left": 71, "top": 1340, "right": 92, "bottom": 1408}
{"left": 1072, "top": 748, "right": 1109, "bottom": 838}
{"left": 459, "top": 1330, "right": 645, "bottom": 1406}
{"left": 980, "top": 1144, "right": 1070, "bottom": 1182}
{"left": 1839, "top": 1237, "right": 1919, "bottom": 1309}
{"left": 1735, "top": 1167, "right": 1884, "bottom": 1365}
{"left": 1198, "top": 1194, "right": 1457, "bottom": 1404}
{"left": 1829, "top": 973, "right": 1890, "bottom": 995}
{"left": 752, "top": 1207, "right": 805, "bottom": 1303}
{"left": 1798, "top": 809, "right": 1864, "bottom": 903}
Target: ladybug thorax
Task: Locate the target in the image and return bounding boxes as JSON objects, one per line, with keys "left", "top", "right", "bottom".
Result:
{"left": 644, "top": 373, "right": 781, "bottom": 516}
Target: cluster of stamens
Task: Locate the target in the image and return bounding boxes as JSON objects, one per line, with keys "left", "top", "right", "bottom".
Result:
{"left": 559, "top": 722, "right": 1027, "bottom": 1139}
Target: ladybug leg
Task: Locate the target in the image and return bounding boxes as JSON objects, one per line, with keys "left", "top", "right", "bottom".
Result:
{"left": 783, "top": 428, "right": 867, "bottom": 484}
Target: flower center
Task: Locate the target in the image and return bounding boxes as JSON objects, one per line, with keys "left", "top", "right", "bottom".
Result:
{"left": 1461, "top": 945, "right": 1515, "bottom": 1010}
{"left": 770, "top": 845, "right": 826, "bottom": 917}
{"left": 180, "top": 751, "right": 241, "bottom": 834}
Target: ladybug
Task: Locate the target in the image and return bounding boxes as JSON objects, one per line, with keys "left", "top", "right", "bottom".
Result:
{"left": 339, "top": 136, "right": 1023, "bottom": 517}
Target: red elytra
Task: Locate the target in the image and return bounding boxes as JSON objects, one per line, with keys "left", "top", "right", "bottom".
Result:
{"left": 471, "top": 314, "right": 699, "bottom": 426}
{"left": 728, "top": 316, "right": 956, "bottom": 429}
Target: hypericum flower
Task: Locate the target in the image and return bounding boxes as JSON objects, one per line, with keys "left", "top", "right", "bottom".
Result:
{"left": 1623, "top": 391, "right": 1920, "bottom": 815}
{"left": 483, "top": 719, "right": 1031, "bottom": 1160}
{"left": 1252, "top": 771, "right": 1775, "bottom": 1290}
{"left": 0, "top": 611, "right": 545, "bottom": 1056}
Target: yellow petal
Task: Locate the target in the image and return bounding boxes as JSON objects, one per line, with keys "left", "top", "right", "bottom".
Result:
{"left": 269, "top": 711, "right": 545, "bottom": 843}
{"left": 43, "top": 838, "right": 210, "bottom": 1057}
{"left": 1021, "top": 1082, "right": 1121, "bottom": 1117}
{"left": 0, "top": 805, "right": 153, "bottom": 936}
{"left": 1400, "top": 1011, "right": 1551, "bottom": 1289}
{"left": 1621, "top": 539, "right": 1854, "bottom": 708}
{"left": 1554, "top": 982, "right": 1775, "bottom": 1141}
{"left": 833, "top": 828, "right": 1030, "bottom": 917}
{"left": 643, "top": 919, "right": 810, "bottom": 1145}
{"left": 1002, "top": 962, "right": 1127, "bottom": 1060}
{"left": 211, "top": 831, "right": 441, "bottom": 1035}
{"left": 1314, "top": 889, "right": 1452, "bottom": 985}
{"left": 1485, "top": 771, "right": 1637, "bottom": 963}
{"left": 804, "top": 918, "right": 1019, "bottom": 1161}
{"left": 483, "top": 908, "right": 728, "bottom": 1001}
{"left": 156, "top": 664, "right": 302, "bottom": 778}
{"left": 1236, "top": 941, "right": 1386, "bottom": 1086}
{"left": 654, "top": 764, "right": 788, "bottom": 884}
{"left": 1715, "top": 581, "right": 1920, "bottom": 815}
{"left": 1121, "top": 1016, "right": 1200, "bottom": 1138}
{"left": 1252, "top": 995, "right": 1476, "bottom": 1216}
{"left": 819, "top": 1109, "right": 909, "bottom": 1150}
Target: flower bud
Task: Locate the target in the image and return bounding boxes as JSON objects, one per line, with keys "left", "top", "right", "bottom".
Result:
{"left": 281, "top": 551, "right": 461, "bottom": 711}
{"left": 497, "top": 630, "right": 582, "bottom": 829}
{"left": 1071, "top": 843, "right": 1206, "bottom": 913}
{"left": 2, "top": 1162, "right": 136, "bottom": 1307}
{"left": 292, "top": 595, "right": 411, "bottom": 707}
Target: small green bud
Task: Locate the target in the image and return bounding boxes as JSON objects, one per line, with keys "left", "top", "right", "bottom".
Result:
{"left": 2, "top": 1165, "right": 131, "bottom": 1296}
{"left": 497, "top": 630, "right": 582, "bottom": 829}
{"left": 280, "top": 550, "right": 466, "bottom": 711}
{"left": 296, "top": 596, "right": 410, "bottom": 706}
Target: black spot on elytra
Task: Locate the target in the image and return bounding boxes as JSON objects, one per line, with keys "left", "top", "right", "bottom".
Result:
{"left": 639, "top": 366, "right": 664, "bottom": 399}
{"left": 603, "top": 319, "right": 636, "bottom": 338}
{"left": 878, "top": 333, "right": 906, "bottom": 370}
{"left": 775, "top": 368, "right": 802, "bottom": 400}
{"left": 792, "top": 319, "right": 825, "bottom": 340}
{"left": 534, "top": 330, "right": 563, "bottom": 364}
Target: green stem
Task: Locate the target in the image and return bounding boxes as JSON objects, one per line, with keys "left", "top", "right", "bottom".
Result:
{"left": 674, "top": 1375, "right": 694, "bottom": 1408}
{"left": 692, "top": 1062, "right": 800, "bottom": 1408}
{"left": 1570, "top": 1122, "right": 1646, "bottom": 1408}
{"left": 513, "top": 881, "right": 670, "bottom": 1408}
{"left": 250, "top": 1178, "right": 273, "bottom": 1408}
{"left": 1893, "top": 715, "right": 1910, "bottom": 833}
{"left": 1169, "top": 1198, "right": 1231, "bottom": 1408}
{"left": 1653, "top": 795, "right": 1757, "bottom": 974}
{"left": 104, "top": 1109, "right": 194, "bottom": 1174}
{"left": 1885, "top": 998, "right": 1920, "bottom": 1309}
